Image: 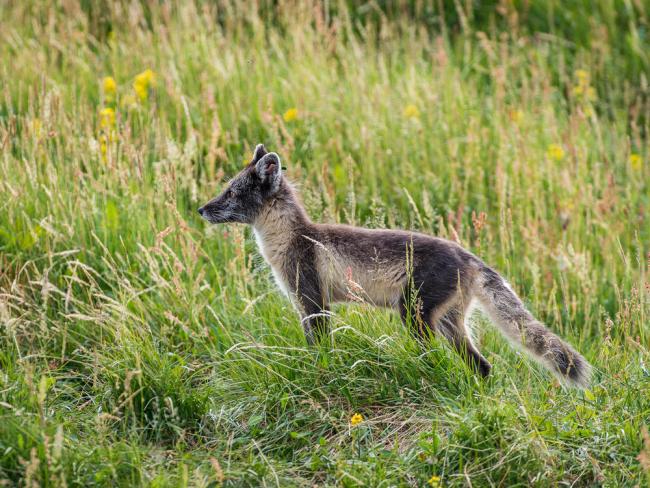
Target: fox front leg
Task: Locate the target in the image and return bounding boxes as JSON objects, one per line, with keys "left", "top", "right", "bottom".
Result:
{"left": 287, "top": 260, "right": 330, "bottom": 345}
{"left": 300, "top": 304, "right": 331, "bottom": 345}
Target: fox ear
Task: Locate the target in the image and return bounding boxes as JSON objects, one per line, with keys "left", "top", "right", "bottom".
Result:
{"left": 252, "top": 144, "right": 267, "bottom": 163}
{"left": 256, "top": 152, "right": 282, "bottom": 189}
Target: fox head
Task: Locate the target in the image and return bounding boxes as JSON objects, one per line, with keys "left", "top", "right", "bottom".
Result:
{"left": 198, "top": 144, "right": 283, "bottom": 224}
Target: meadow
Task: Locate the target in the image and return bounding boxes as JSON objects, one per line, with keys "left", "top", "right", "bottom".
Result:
{"left": 1, "top": 1, "right": 649, "bottom": 486}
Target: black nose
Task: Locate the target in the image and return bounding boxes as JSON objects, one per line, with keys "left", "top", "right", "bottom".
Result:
{"left": 198, "top": 207, "right": 205, "bottom": 216}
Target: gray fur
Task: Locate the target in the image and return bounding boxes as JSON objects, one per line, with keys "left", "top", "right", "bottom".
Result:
{"left": 199, "top": 145, "right": 592, "bottom": 388}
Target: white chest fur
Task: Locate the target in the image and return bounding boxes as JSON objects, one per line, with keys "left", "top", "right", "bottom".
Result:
{"left": 253, "top": 228, "right": 291, "bottom": 297}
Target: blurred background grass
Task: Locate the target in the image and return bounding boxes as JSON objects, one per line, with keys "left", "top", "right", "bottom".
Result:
{"left": 0, "top": 1, "right": 649, "bottom": 486}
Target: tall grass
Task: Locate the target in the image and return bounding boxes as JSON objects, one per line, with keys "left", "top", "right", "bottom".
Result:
{"left": 1, "top": 1, "right": 649, "bottom": 486}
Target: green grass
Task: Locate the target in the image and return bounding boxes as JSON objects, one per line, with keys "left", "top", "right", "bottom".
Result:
{"left": 1, "top": 1, "right": 649, "bottom": 486}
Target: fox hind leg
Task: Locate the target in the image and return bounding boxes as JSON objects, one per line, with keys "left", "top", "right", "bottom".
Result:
{"left": 399, "top": 291, "right": 492, "bottom": 378}
{"left": 437, "top": 306, "right": 492, "bottom": 377}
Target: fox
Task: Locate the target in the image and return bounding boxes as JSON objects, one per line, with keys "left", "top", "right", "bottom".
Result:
{"left": 198, "top": 144, "right": 592, "bottom": 387}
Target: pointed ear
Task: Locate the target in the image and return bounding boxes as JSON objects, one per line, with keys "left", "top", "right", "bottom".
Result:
{"left": 255, "top": 152, "right": 282, "bottom": 189}
{"left": 252, "top": 144, "right": 267, "bottom": 163}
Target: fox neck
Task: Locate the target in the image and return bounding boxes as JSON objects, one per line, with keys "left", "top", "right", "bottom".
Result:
{"left": 252, "top": 181, "right": 310, "bottom": 270}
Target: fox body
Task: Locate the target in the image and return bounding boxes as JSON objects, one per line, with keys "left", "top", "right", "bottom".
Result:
{"left": 199, "top": 145, "right": 592, "bottom": 387}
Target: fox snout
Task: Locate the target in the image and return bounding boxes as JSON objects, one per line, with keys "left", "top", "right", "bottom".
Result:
{"left": 197, "top": 203, "right": 212, "bottom": 220}
{"left": 197, "top": 200, "right": 227, "bottom": 223}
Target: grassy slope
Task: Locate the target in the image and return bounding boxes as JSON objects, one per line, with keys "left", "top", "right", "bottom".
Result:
{"left": 1, "top": 1, "right": 649, "bottom": 486}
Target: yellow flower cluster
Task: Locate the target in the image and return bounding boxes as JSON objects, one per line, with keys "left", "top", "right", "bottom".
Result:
{"left": 630, "top": 153, "right": 643, "bottom": 171}
{"left": 350, "top": 413, "right": 364, "bottom": 426}
{"left": 99, "top": 107, "right": 115, "bottom": 130}
{"left": 428, "top": 474, "right": 441, "bottom": 487}
{"left": 99, "top": 133, "right": 116, "bottom": 158}
{"left": 403, "top": 104, "right": 420, "bottom": 119}
{"left": 98, "top": 103, "right": 116, "bottom": 161}
{"left": 103, "top": 70, "right": 157, "bottom": 106}
{"left": 572, "top": 69, "right": 596, "bottom": 113}
{"left": 99, "top": 76, "right": 119, "bottom": 161}
{"left": 133, "top": 69, "right": 156, "bottom": 102}
{"left": 546, "top": 143, "right": 565, "bottom": 161}
{"left": 283, "top": 107, "right": 298, "bottom": 122}
{"left": 96, "top": 69, "right": 156, "bottom": 161}
{"left": 103, "top": 76, "right": 117, "bottom": 102}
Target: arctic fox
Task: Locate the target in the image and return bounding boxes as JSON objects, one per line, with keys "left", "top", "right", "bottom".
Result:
{"left": 199, "top": 145, "right": 591, "bottom": 387}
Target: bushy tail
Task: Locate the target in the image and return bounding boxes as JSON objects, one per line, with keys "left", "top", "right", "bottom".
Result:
{"left": 476, "top": 266, "right": 592, "bottom": 388}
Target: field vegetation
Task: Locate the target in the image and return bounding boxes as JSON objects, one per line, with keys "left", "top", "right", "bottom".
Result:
{"left": 1, "top": 1, "right": 649, "bottom": 486}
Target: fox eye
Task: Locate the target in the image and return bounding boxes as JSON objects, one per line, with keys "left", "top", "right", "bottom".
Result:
{"left": 224, "top": 189, "right": 233, "bottom": 198}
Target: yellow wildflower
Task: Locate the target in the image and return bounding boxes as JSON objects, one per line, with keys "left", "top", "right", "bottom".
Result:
{"left": 134, "top": 83, "right": 147, "bottom": 101}
{"left": 133, "top": 69, "right": 156, "bottom": 102}
{"left": 99, "top": 133, "right": 117, "bottom": 161}
{"left": 138, "top": 69, "right": 156, "bottom": 86}
{"left": 99, "top": 134, "right": 108, "bottom": 160}
{"left": 546, "top": 143, "right": 565, "bottom": 161}
{"left": 428, "top": 475, "right": 441, "bottom": 487}
{"left": 630, "top": 153, "right": 642, "bottom": 171}
{"left": 99, "top": 107, "right": 115, "bottom": 129}
{"left": 403, "top": 104, "right": 420, "bottom": 119}
{"left": 103, "top": 76, "right": 117, "bottom": 100}
{"left": 572, "top": 68, "right": 597, "bottom": 106}
{"left": 350, "top": 413, "right": 364, "bottom": 426}
{"left": 283, "top": 108, "right": 298, "bottom": 122}
{"left": 574, "top": 69, "right": 589, "bottom": 82}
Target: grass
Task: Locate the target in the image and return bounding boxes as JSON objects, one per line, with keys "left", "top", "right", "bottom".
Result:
{"left": 1, "top": 1, "right": 649, "bottom": 486}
